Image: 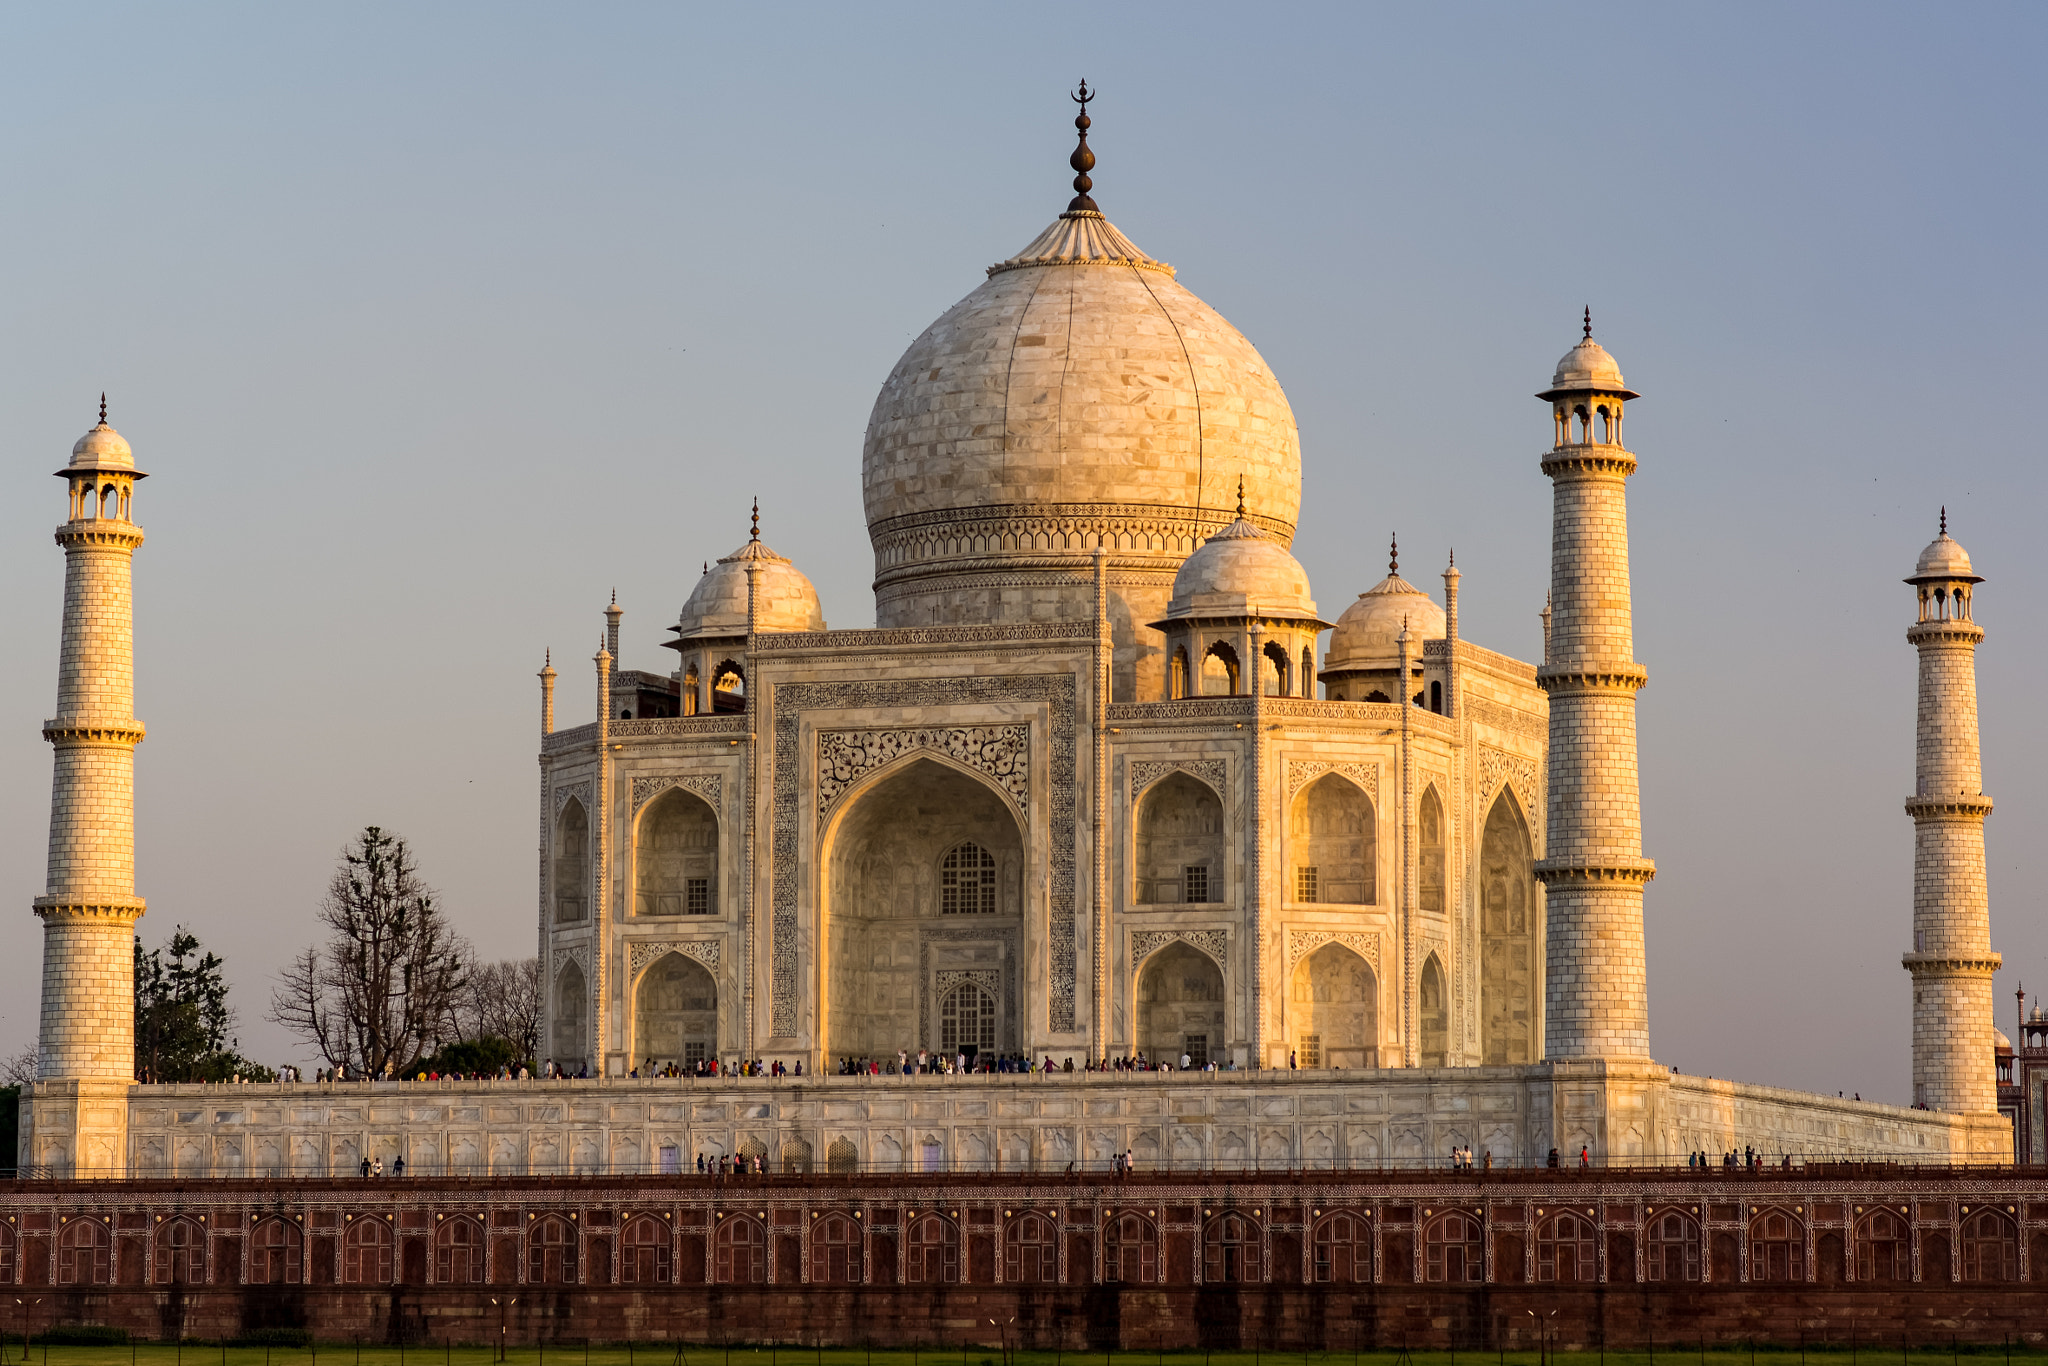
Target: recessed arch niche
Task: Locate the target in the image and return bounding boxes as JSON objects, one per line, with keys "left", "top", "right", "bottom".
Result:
{"left": 1135, "top": 772, "right": 1224, "bottom": 905}
{"left": 1480, "top": 789, "right": 1537, "bottom": 1064}
{"left": 633, "top": 952, "right": 718, "bottom": 1068}
{"left": 552, "top": 959, "right": 587, "bottom": 1069}
{"left": 1135, "top": 940, "right": 1224, "bottom": 1064}
{"left": 553, "top": 798, "right": 589, "bottom": 923}
{"left": 1418, "top": 953, "right": 1448, "bottom": 1066}
{"left": 1289, "top": 942, "right": 1376, "bottom": 1069}
{"left": 823, "top": 756, "right": 1023, "bottom": 1058}
{"left": 1287, "top": 774, "right": 1374, "bottom": 904}
{"left": 634, "top": 789, "right": 718, "bottom": 917}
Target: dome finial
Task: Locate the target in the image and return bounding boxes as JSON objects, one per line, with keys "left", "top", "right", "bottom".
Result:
{"left": 1389, "top": 533, "right": 1399, "bottom": 578}
{"left": 1066, "top": 80, "right": 1098, "bottom": 214}
{"left": 1235, "top": 474, "right": 1246, "bottom": 520}
{"left": 751, "top": 497, "right": 760, "bottom": 542}
{"left": 98, "top": 392, "right": 107, "bottom": 425}
{"left": 1583, "top": 306, "right": 1592, "bottom": 340}
{"left": 1941, "top": 505, "right": 1948, "bottom": 537}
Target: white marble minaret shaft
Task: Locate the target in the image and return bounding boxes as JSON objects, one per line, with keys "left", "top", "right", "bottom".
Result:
{"left": 1904, "top": 517, "right": 1999, "bottom": 1113}
{"left": 1533, "top": 324, "right": 1656, "bottom": 1060}
{"left": 37, "top": 407, "right": 148, "bottom": 1082}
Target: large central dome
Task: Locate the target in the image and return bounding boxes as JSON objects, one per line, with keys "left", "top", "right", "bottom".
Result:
{"left": 860, "top": 114, "right": 1302, "bottom": 700}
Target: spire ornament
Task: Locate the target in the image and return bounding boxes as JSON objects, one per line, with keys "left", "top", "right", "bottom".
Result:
{"left": 1941, "top": 505, "right": 1948, "bottom": 537}
{"left": 1583, "top": 306, "right": 1593, "bottom": 340}
{"left": 1235, "top": 474, "right": 1246, "bottom": 520}
{"left": 750, "top": 497, "right": 760, "bottom": 542}
{"left": 1389, "top": 533, "right": 1399, "bottom": 578}
{"left": 98, "top": 393, "right": 107, "bottom": 425}
{"left": 1067, "top": 79, "right": 1098, "bottom": 214}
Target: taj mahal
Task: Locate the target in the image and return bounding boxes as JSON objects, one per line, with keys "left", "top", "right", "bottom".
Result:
{"left": 14, "top": 91, "right": 2014, "bottom": 1177}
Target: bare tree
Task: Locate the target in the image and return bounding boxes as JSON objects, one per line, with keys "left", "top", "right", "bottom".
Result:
{"left": 268, "top": 827, "right": 469, "bottom": 1076}
{"left": 458, "top": 957, "right": 542, "bottom": 1059}
{"left": 1, "top": 1042, "right": 36, "bottom": 1087}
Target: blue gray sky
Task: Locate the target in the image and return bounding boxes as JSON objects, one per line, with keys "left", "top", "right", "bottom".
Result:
{"left": 1, "top": 4, "right": 2042, "bottom": 1101}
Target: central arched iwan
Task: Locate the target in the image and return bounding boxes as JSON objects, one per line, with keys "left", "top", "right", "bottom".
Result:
{"left": 823, "top": 756, "right": 1023, "bottom": 1058}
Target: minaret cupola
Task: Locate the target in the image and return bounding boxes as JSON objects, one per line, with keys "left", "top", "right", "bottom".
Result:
{"left": 1537, "top": 309, "right": 1639, "bottom": 448}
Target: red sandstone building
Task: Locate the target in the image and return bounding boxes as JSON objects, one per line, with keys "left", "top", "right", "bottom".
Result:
{"left": 2, "top": 1169, "right": 2046, "bottom": 1349}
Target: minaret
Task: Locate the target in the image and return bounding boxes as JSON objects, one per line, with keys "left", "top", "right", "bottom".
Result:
{"left": 1533, "top": 315, "right": 1656, "bottom": 1060}
{"left": 1903, "top": 511, "right": 1999, "bottom": 1113}
{"left": 29, "top": 401, "right": 148, "bottom": 1172}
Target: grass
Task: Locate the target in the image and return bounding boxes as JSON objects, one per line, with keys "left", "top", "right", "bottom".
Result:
{"left": 0, "top": 1347, "right": 2041, "bottom": 1366}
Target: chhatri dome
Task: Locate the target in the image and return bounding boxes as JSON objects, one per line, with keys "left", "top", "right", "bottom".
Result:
{"left": 1910, "top": 509, "right": 1980, "bottom": 583}
{"left": 1323, "top": 536, "right": 1447, "bottom": 673}
{"left": 669, "top": 502, "right": 827, "bottom": 642}
{"left": 861, "top": 84, "right": 1300, "bottom": 698}
{"left": 65, "top": 395, "right": 141, "bottom": 474}
{"left": 1160, "top": 482, "right": 1317, "bottom": 623}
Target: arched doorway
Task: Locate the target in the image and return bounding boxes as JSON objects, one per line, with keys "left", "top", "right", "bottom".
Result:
{"left": 1136, "top": 941, "right": 1224, "bottom": 1064}
{"left": 1480, "top": 790, "right": 1536, "bottom": 1063}
{"left": 633, "top": 953, "right": 717, "bottom": 1069}
{"left": 824, "top": 757, "right": 1023, "bottom": 1058}
{"left": 552, "top": 960, "right": 587, "bottom": 1069}
{"left": 1289, "top": 943, "right": 1376, "bottom": 1068}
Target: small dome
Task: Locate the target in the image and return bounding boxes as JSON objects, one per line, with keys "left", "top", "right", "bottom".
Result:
{"left": 1536, "top": 333, "right": 1639, "bottom": 401}
{"left": 1912, "top": 532, "right": 1979, "bottom": 583}
{"left": 1159, "top": 514, "right": 1318, "bottom": 623}
{"left": 1324, "top": 572, "right": 1447, "bottom": 673}
{"left": 672, "top": 536, "right": 827, "bottom": 640}
{"left": 1995, "top": 1027, "right": 2013, "bottom": 1053}
{"left": 63, "top": 418, "right": 141, "bottom": 475}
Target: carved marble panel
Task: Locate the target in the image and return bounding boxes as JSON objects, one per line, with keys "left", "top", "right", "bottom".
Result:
{"left": 1130, "top": 759, "right": 1226, "bottom": 799}
{"left": 1130, "top": 928, "right": 1228, "bottom": 969}
{"left": 626, "top": 940, "right": 722, "bottom": 981}
{"left": 1285, "top": 760, "right": 1379, "bottom": 801}
{"left": 632, "top": 773, "right": 723, "bottom": 815}
{"left": 1285, "top": 930, "right": 1380, "bottom": 974}
{"left": 817, "top": 725, "right": 1028, "bottom": 826}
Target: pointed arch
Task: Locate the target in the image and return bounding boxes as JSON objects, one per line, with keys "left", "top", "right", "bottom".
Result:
{"left": 1291, "top": 942, "right": 1377, "bottom": 1069}
{"left": 1288, "top": 772, "right": 1374, "bottom": 905}
{"left": 635, "top": 787, "right": 719, "bottom": 918}
{"left": 1136, "top": 770, "right": 1224, "bottom": 905}
{"left": 632, "top": 951, "right": 717, "bottom": 1070}
{"left": 1480, "top": 788, "right": 1537, "bottom": 1064}
{"left": 553, "top": 798, "right": 589, "bottom": 924}
{"left": 1417, "top": 952, "right": 1448, "bottom": 1067}
{"left": 1136, "top": 940, "right": 1224, "bottom": 1065}
{"left": 1418, "top": 783, "right": 1446, "bottom": 915}
{"left": 822, "top": 754, "right": 1023, "bottom": 1057}
{"left": 552, "top": 958, "right": 588, "bottom": 1067}
{"left": 1201, "top": 640, "right": 1239, "bottom": 695}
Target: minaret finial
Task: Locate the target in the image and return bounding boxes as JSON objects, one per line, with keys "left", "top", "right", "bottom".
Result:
{"left": 1941, "top": 505, "right": 1948, "bottom": 537}
{"left": 1067, "top": 80, "right": 1098, "bottom": 214}
{"left": 1389, "top": 533, "right": 1399, "bottom": 578}
{"left": 751, "top": 497, "right": 760, "bottom": 542}
{"left": 610, "top": 587, "right": 616, "bottom": 606}
{"left": 1235, "top": 475, "right": 1246, "bottom": 520}
{"left": 1583, "top": 306, "right": 1592, "bottom": 340}
{"left": 1448, "top": 547, "right": 1455, "bottom": 568}
{"left": 99, "top": 393, "right": 107, "bottom": 425}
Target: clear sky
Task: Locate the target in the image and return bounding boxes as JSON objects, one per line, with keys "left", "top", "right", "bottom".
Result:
{"left": 1, "top": 4, "right": 2042, "bottom": 1103}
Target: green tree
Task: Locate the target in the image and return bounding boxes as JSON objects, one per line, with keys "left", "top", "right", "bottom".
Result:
{"left": 268, "top": 826, "right": 469, "bottom": 1077}
{"left": 133, "top": 927, "right": 273, "bottom": 1083}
